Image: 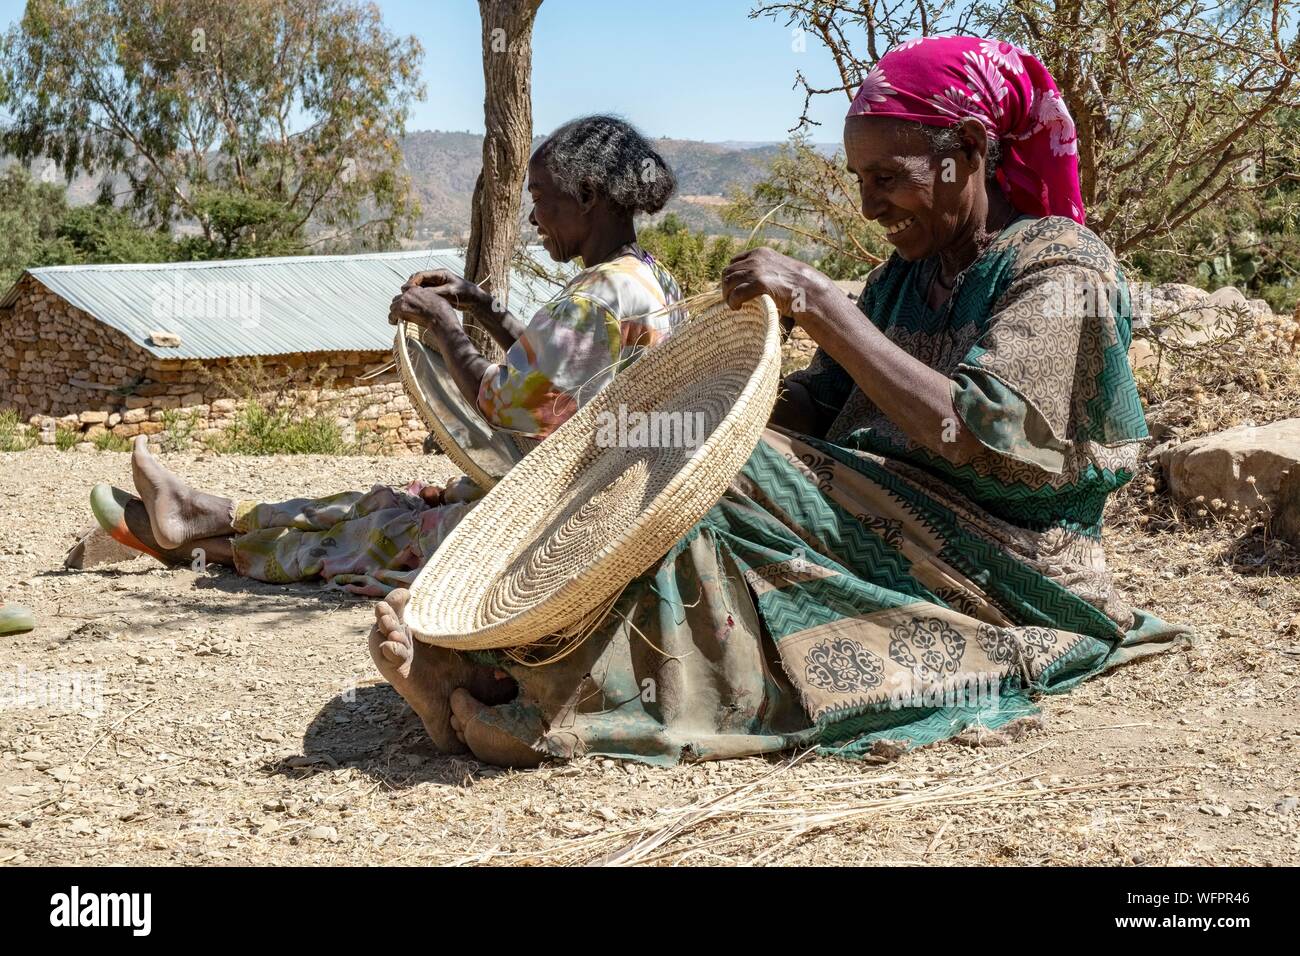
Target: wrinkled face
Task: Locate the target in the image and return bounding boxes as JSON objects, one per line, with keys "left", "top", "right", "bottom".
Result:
{"left": 843, "top": 114, "right": 983, "bottom": 261}
{"left": 527, "top": 156, "right": 588, "bottom": 263}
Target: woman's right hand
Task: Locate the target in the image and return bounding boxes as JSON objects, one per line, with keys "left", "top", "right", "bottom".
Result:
{"left": 403, "top": 270, "right": 491, "bottom": 312}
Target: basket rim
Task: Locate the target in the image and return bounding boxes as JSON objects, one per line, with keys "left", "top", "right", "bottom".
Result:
{"left": 405, "top": 295, "right": 781, "bottom": 650}
{"left": 394, "top": 319, "right": 499, "bottom": 488}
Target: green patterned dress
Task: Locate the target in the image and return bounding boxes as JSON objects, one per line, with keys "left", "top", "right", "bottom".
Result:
{"left": 470, "top": 216, "right": 1191, "bottom": 765}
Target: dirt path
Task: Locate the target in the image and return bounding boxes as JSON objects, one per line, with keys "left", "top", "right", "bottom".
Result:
{"left": 1, "top": 447, "right": 1296, "bottom": 865}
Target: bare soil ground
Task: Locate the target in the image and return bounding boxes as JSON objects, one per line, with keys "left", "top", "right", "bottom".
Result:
{"left": 1, "top": 446, "right": 1297, "bottom": 866}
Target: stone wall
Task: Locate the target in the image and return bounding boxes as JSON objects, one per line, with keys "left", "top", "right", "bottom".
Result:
{"left": 0, "top": 275, "right": 427, "bottom": 454}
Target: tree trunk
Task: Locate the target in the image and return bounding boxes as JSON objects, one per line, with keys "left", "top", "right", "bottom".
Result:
{"left": 464, "top": 0, "right": 542, "bottom": 342}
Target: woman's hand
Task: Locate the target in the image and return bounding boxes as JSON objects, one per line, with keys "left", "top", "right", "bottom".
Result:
{"left": 388, "top": 286, "right": 461, "bottom": 336}
{"left": 391, "top": 286, "right": 492, "bottom": 411}
{"left": 416, "top": 476, "right": 485, "bottom": 507}
{"left": 720, "top": 247, "right": 834, "bottom": 318}
{"left": 403, "top": 269, "right": 492, "bottom": 312}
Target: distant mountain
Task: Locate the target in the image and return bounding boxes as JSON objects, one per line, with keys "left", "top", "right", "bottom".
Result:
{"left": 399, "top": 131, "right": 826, "bottom": 244}
{"left": 5, "top": 130, "right": 837, "bottom": 247}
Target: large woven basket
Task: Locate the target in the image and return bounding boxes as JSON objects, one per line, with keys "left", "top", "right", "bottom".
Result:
{"left": 394, "top": 320, "right": 526, "bottom": 488}
{"left": 404, "top": 294, "right": 781, "bottom": 650}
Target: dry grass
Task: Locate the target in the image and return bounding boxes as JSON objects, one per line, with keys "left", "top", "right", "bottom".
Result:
{"left": 0, "top": 442, "right": 1294, "bottom": 867}
{"left": 3, "top": 323, "right": 1300, "bottom": 865}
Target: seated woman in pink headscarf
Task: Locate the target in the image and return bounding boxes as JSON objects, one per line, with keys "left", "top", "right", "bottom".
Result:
{"left": 369, "top": 37, "right": 1191, "bottom": 769}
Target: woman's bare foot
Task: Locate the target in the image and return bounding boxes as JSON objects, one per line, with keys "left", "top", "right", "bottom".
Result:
{"left": 450, "top": 688, "right": 544, "bottom": 769}
{"left": 369, "top": 589, "right": 518, "bottom": 756}
{"left": 131, "top": 436, "right": 236, "bottom": 550}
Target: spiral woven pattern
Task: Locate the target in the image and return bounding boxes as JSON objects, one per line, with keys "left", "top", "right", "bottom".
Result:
{"left": 404, "top": 295, "right": 781, "bottom": 650}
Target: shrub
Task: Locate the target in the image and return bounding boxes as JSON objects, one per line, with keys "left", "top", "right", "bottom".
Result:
{"left": 92, "top": 430, "right": 131, "bottom": 452}
{"left": 54, "top": 425, "right": 79, "bottom": 451}
{"left": 159, "top": 408, "right": 198, "bottom": 453}
{"left": 211, "top": 401, "right": 352, "bottom": 456}
{"left": 0, "top": 410, "right": 36, "bottom": 451}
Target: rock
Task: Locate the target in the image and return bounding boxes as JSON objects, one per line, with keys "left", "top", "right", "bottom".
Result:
{"left": 210, "top": 398, "right": 238, "bottom": 414}
{"left": 1275, "top": 471, "right": 1300, "bottom": 546}
{"left": 1246, "top": 298, "right": 1273, "bottom": 318}
{"left": 376, "top": 413, "right": 403, "bottom": 429}
{"left": 306, "top": 825, "right": 339, "bottom": 842}
{"left": 78, "top": 410, "right": 108, "bottom": 424}
{"left": 1148, "top": 282, "right": 1207, "bottom": 314}
{"left": 84, "top": 424, "right": 108, "bottom": 440}
{"left": 1127, "top": 336, "right": 1163, "bottom": 377}
{"left": 107, "top": 412, "right": 121, "bottom": 427}
{"left": 1156, "top": 286, "right": 1246, "bottom": 347}
{"left": 1276, "top": 796, "right": 1298, "bottom": 814}
{"left": 122, "top": 408, "right": 148, "bottom": 424}
{"left": 1159, "top": 419, "right": 1300, "bottom": 514}
{"left": 124, "top": 396, "right": 152, "bottom": 410}
{"left": 148, "top": 330, "right": 182, "bottom": 348}
{"left": 136, "top": 421, "right": 165, "bottom": 436}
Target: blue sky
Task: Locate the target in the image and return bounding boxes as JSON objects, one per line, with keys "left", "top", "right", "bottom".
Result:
{"left": 0, "top": 0, "right": 853, "bottom": 142}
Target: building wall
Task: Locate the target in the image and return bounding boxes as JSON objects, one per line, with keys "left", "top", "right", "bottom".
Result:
{"left": 1, "top": 276, "right": 428, "bottom": 454}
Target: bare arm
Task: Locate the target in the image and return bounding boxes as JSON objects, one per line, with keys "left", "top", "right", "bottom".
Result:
{"left": 389, "top": 287, "right": 492, "bottom": 410}
{"left": 722, "top": 248, "right": 985, "bottom": 465}
{"left": 460, "top": 297, "right": 527, "bottom": 352}
{"left": 403, "top": 270, "right": 527, "bottom": 352}
{"left": 800, "top": 284, "right": 984, "bottom": 463}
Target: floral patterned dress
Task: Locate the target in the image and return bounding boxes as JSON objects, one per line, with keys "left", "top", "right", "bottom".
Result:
{"left": 228, "top": 250, "right": 683, "bottom": 595}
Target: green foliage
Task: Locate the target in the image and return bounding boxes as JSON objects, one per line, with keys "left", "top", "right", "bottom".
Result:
{"left": 724, "top": 136, "right": 889, "bottom": 280}
{"left": 92, "top": 430, "right": 131, "bottom": 452}
{"left": 744, "top": 1, "right": 1300, "bottom": 304}
{"left": 173, "top": 189, "right": 308, "bottom": 260}
{"left": 203, "top": 356, "right": 353, "bottom": 456}
{"left": 0, "top": 0, "right": 424, "bottom": 250}
{"left": 36, "top": 204, "right": 177, "bottom": 267}
{"left": 54, "top": 425, "right": 79, "bottom": 451}
{"left": 639, "top": 214, "right": 746, "bottom": 295}
{"left": 0, "top": 166, "right": 179, "bottom": 287}
{"left": 211, "top": 402, "right": 351, "bottom": 456}
{"left": 159, "top": 408, "right": 198, "bottom": 453}
{"left": 0, "top": 165, "right": 68, "bottom": 288}
{"left": 0, "top": 409, "right": 36, "bottom": 451}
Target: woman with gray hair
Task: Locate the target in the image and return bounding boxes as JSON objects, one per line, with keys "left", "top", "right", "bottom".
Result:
{"left": 395, "top": 114, "right": 681, "bottom": 436}
{"left": 90, "top": 118, "right": 684, "bottom": 714}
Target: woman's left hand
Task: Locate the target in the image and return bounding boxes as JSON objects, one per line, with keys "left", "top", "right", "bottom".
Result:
{"left": 388, "top": 286, "right": 461, "bottom": 335}
{"left": 720, "top": 247, "right": 832, "bottom": 317}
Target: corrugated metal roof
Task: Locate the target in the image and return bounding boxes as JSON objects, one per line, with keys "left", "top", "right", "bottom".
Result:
{"left": 0, "top": 248, "right": 572, "bottom": 360}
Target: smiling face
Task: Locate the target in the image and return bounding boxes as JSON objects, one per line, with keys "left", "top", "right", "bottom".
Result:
{"left": 527, "top": 155, "right": 589, "bottom": 263}
{"left": 843, "top": 114, "right": 987, "bottom": 262}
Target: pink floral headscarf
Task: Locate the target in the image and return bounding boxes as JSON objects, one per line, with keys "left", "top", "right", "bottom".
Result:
{"left": 847, "top": 36, "right": 1085, "bottom": 224}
